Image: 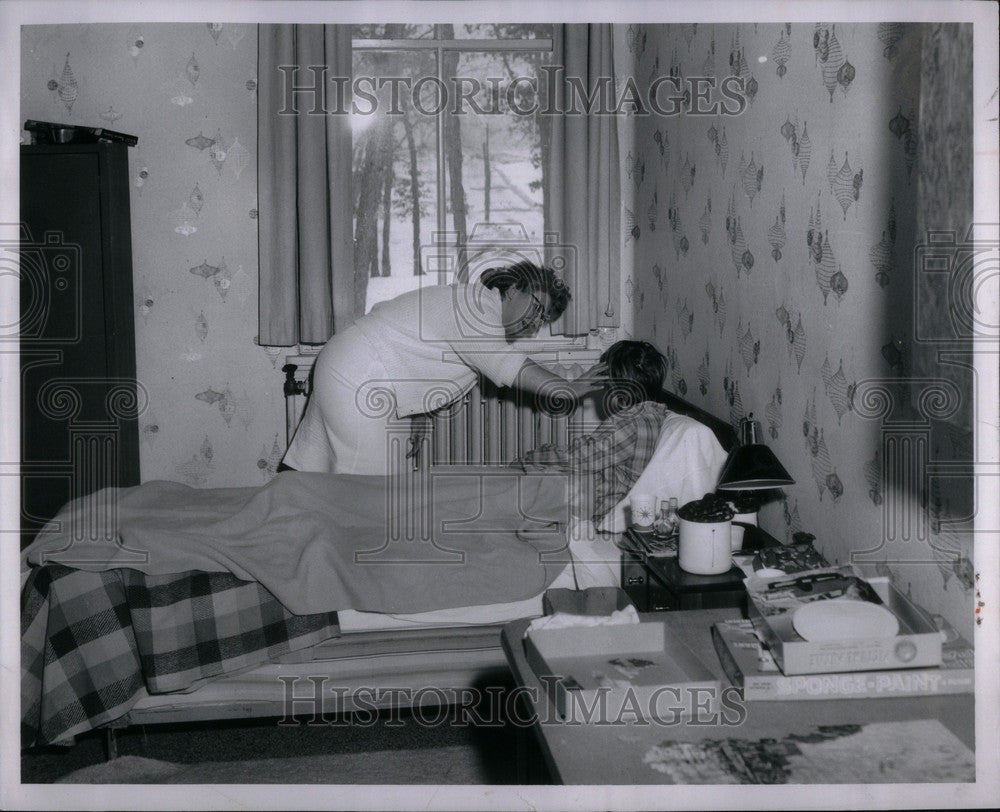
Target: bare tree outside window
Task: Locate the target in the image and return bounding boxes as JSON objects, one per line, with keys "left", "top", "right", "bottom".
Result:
{"left": 351, "top": 24, "right": 551, "bottom": 311}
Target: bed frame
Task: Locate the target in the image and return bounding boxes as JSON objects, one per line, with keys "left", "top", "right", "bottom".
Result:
{"left": 116, "top": 626, "right": 513, "bottom": 750}
{"left": 109, "top": 351, "right": 736, "bottom": 753}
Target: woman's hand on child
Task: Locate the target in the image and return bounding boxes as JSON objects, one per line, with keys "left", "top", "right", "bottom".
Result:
{"left": 570, "top": 361, "right": 609, "bottom": 399}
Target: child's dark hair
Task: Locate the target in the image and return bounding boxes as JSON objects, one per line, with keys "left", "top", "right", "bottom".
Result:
{"left": 479, "top": 260, "right": 571, "bottom": 324}
{"left": 599, "top": 340, "right": 667, "bottom": 409}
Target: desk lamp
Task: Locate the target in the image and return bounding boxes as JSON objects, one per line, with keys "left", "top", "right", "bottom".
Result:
{"left": 716, "top": 414, "right": 794, "bottom": 548}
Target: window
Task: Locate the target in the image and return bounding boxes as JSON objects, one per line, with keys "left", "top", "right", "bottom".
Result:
{"left": 350, "top": 24, "right": 553, "bottom": 312}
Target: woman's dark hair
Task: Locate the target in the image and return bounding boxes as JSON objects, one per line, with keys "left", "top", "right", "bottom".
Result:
{"left": 479, "top": 260, "right": 571, "bottom": 323}
{"left": 599, "top": 340, "right": 667, "bottom": 409}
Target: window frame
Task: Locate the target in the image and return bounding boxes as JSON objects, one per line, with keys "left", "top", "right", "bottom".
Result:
{"left": 352, "top": 28, "right": 553, "bottom": 286}
{"left": 352, "top": 27, "right": 590, "bottom": 352}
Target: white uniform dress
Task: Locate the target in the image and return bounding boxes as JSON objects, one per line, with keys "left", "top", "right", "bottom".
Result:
{"left": 282, "top": 283, "right": 531, "bottom": 474}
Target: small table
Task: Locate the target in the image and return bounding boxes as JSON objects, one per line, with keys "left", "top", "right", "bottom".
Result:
{"left": 500, "top": 609, "right": 975, "bottom": 785}
{"left": 620, "top": 524, "right": 781, "bottom": 612}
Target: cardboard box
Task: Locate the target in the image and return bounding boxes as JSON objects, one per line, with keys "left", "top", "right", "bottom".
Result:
{"left": 746, "top": 568, "right": 944, "bottom": 675}
{"left": 712, "top": 618, "right": 974, "bottom": 700}
{"left": 524, "top": 621, "right": 720, "bottom": 722}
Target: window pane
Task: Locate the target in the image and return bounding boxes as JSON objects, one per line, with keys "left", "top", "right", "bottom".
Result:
{"left": 457, "top": 24, "right": 553, "bottom": 40}
{"left": 444, "top": 49, "right": 546, "bottom": 283}
{"left": 352, "top": 32, "right": 552, "bottom": 313}
{"left": 351, "top": 49, "right": 439, "bottom": 311}
{"left": 352, "top": 24, "right": 552, "bottom": 40}
{"left": 352, "top": 24, "right": 435, "bottom": 39}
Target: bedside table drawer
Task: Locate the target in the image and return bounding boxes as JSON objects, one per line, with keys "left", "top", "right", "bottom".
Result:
{"left": 620, "top": 553, "right": 676, "bottom": 612}
{"left": 646, "top": 581, "right": 676, "bottom": 612}
{"left": 620, "top": 555, "right": 648, "bottom": 609}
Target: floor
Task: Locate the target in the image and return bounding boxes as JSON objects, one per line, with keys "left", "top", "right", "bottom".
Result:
{"left": 21, "top": 704, "right": 548, "bottom": 784}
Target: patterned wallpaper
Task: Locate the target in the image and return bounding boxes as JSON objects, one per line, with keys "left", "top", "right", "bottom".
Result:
{"left": 20, "top": 24, "right": 286, "bottom": 488}
{"left": 620, "top": 23, "right": 975, "bottom": 637}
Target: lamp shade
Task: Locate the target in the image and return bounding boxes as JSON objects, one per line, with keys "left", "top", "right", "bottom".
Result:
{"left": 716, "top": 414, "right": 795, "bottom": 490}
{"left": 716, "top": 444, "right": 795, "bottom": 490}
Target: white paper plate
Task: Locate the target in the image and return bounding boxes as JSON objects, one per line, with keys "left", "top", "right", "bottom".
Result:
{"left": 792, "top": 600, "right": 899, "bottom": 641}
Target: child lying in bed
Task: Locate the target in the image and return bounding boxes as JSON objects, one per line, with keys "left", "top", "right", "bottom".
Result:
{"left": 520, "top": 340, "right": 670, "bottom": 523}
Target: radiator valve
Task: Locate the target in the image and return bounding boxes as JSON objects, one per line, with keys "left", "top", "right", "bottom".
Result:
{"left": 282, "top": 363, "right": 309, "bottom": 397}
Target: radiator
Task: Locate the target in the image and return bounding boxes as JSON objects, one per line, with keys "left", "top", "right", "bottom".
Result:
{"left": 282, "top": 353, "right": 596, "bottom": 469}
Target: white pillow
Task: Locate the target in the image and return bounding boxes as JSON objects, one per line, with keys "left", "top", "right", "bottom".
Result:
{"left": 594, "top": 411, "right": 729, "bottom": 534}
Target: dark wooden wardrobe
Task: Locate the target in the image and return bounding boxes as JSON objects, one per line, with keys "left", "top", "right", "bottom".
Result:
{"left": 19, "top": 142, "right": 140, "bottom": 548}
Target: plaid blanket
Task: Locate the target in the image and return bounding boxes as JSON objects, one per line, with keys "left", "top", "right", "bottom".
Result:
{"left": 22, "top": 565, "right": 340, "bottom": 747}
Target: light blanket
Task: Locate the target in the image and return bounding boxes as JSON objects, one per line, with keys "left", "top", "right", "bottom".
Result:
{"left": 23, "top": 467, "right": 571, "bottom": 615}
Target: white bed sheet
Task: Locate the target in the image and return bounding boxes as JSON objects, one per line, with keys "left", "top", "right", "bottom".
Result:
{"left": 337, "top": 520, "right": 621, "bottom": 632}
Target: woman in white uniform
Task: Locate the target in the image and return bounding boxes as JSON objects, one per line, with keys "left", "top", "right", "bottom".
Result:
{"left": 282, "top": 261, "right": 604, "bottom": 475}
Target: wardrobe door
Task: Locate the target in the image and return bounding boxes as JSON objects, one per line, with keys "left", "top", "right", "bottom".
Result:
{"left": 20, "top": 143, "right": 139, "bottom": 548}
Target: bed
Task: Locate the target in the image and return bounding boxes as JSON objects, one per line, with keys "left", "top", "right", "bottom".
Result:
{"left": 21, "top": 361, "right": 736, "bottom": 753}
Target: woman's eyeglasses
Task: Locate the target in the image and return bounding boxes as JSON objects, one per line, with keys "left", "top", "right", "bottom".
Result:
{"left": 528, "top": 292, "right": 549, "bottom": 324}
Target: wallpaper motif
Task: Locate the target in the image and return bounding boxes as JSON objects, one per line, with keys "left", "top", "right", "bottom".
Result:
{"left": 623, "top": 23, "right": 974, "bottom": 638}
{"left": 21, "top": 23, "right": 282, "bottom": 488}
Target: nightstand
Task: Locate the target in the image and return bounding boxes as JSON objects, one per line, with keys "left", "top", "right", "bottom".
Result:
{"left": 620, "top": 524, "right": 781, "bottom": 612}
